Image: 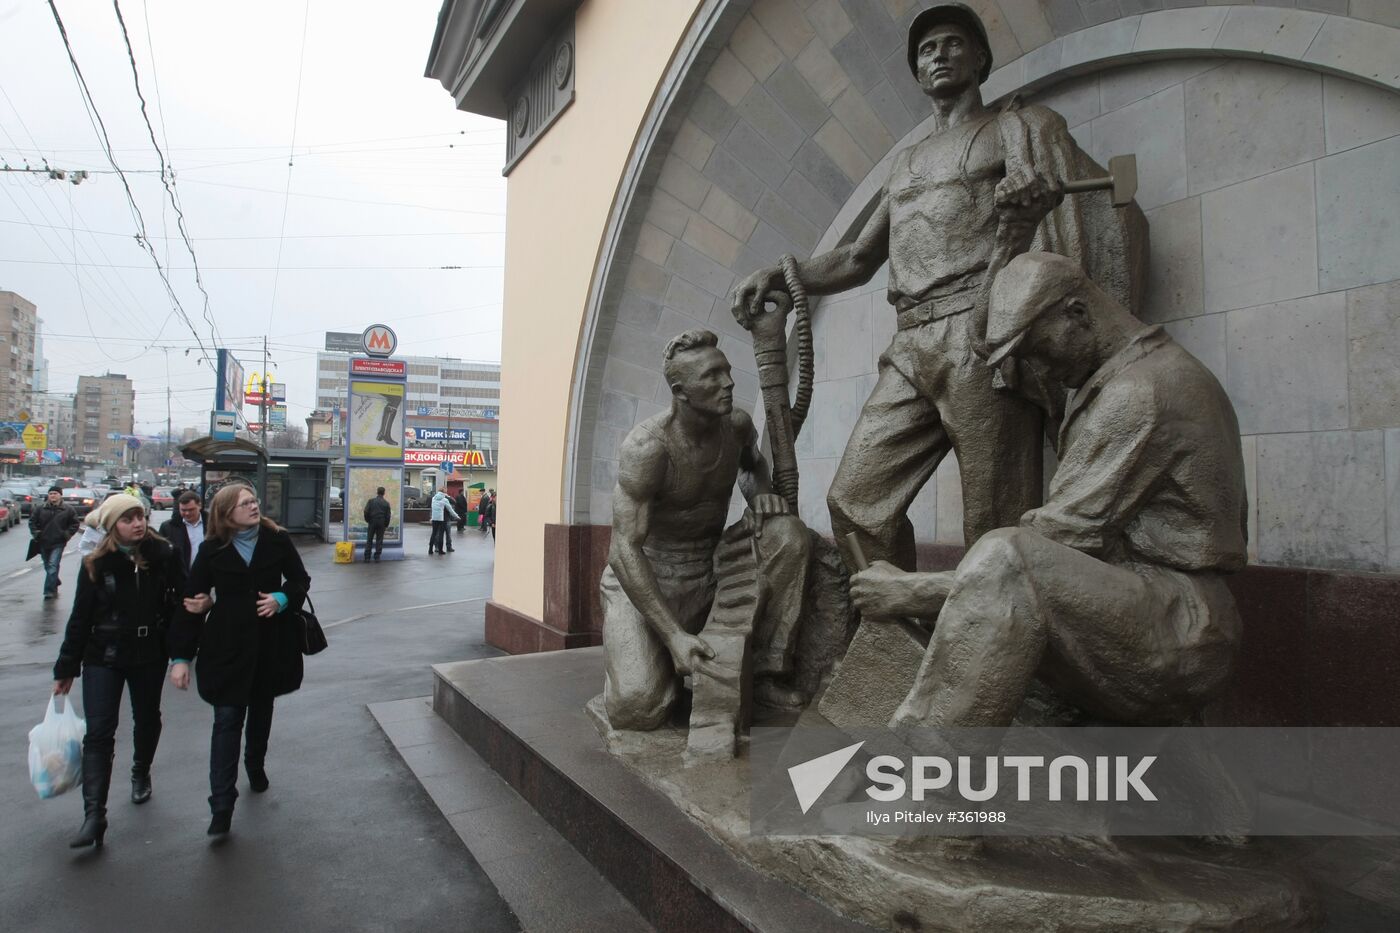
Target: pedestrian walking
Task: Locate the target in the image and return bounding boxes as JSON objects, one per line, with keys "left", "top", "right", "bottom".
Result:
{"left": 158, "top": 491, "right": 206, "bottom": 573}
{"left": 168, "top": 483, "right": 312, "bottom": 838}
{"left": 51, "top": 494, "right": 186, "bottom": 848}
{"left": 363, "top": 486, "right": 391, "bottom": 561}
{"left": 485, "top": 494, "right": 496, "bottom": 542}
{"left": 453, "top": 488, "right": 469, "bottom": 534}
{"left": 29, "top": 486, "right": 79, "bottom": 600}
{"left": 476, "top": 489, "right": 491, "bottom": 535}
{"left": 429, "top": 488, "right": 458, "bottom": 555}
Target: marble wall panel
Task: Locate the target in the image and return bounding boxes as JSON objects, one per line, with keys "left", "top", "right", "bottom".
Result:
{"left": 1226, "top": 293, "right": 1348, "bottom": 436}
{"left": 1200, "top": 163, "right": 1318, "bottom": 314}
{"left": 1256, "top": 431, "right": 1387, "bottom": 572}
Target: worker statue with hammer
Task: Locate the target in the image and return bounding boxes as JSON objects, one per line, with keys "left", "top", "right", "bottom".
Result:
{"left": 733, "top": 3, "right": 1144, "bottom": 568}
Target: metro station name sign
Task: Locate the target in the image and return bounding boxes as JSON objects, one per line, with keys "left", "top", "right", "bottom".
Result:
{"left": 350, "top": 357, "right": 407, "bottom": 377}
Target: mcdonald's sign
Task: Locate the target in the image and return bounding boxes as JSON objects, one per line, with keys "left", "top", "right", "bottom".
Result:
{"left": 362, "top": 324, "right": 398, "bottom": 357}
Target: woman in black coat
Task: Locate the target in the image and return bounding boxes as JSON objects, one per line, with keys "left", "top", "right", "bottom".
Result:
{"left": 52, "top": 494, "right": 185, "bottom": 848}
{"left": 168, "top": 482, "right": 310, "bottom": 837}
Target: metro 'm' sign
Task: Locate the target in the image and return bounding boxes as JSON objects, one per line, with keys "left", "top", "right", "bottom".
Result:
{"left": 362, "top": 324, "right": 398, "bottom": 357}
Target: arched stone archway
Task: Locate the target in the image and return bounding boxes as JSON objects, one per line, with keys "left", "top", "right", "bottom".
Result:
{"left": 566, "top": 2, "right": 1400, "bottom": 574}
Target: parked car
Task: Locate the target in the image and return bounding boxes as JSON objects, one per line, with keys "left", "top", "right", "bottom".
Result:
{"left": 402, "top": 485, "right": 424, "bottom": 508}
{"left": 151, "top": 487, "right": 175, "bottom": 510}
{"left": 61, "top": 487, "right": 100, "bottom": 518}
{"left": 1, "top": 483, "right": 35, "bottom": 517}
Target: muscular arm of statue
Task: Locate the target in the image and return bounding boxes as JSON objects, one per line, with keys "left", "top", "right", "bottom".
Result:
{"left": 733, "top": 409, "right": 788, "bottom": 537}
{"left": 731, "top": 195, "right": 890, "bottom": 328}
{"left": 609, "top": 431, "right": 715, "bottom": 676}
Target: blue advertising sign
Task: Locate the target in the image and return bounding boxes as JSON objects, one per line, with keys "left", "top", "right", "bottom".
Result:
{"left": 413, "top": 427, "right": 470, "bottom": 443}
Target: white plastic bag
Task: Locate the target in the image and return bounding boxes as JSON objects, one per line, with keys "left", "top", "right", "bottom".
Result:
{"left": 28, "top": 695, "right": 85, "bottom": 799}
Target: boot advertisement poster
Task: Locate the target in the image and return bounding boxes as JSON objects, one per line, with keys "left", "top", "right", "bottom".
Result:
{"left": 349, "top": 381, "right": 404, "bottom": 460}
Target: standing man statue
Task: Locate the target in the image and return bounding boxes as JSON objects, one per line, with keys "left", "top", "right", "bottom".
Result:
{"left": 733, "top": 3, "right": 1143, "bottom": 568}
{"left": 601, "top": 330, "right": 810, "bottom": 730}
{"left": 850, "top": 253, "right": 1246, "bottom": 731}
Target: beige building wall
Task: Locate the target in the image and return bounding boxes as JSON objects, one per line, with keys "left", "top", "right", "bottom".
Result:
{"left": 493, "top": 0, "right": 704, "bottom": 620}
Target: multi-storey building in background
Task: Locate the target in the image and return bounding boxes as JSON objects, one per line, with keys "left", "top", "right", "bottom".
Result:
{"left": 314, "top": 348, "right": 501, "bottom": 456}
{"left": 73, "top": 373, "right": 135, "bottom": 464}
{"left": 32, "top": 392, "right": 75, "bottom": 453}
{"left": 0, "top": 291, "right": 38, "bottom": 418}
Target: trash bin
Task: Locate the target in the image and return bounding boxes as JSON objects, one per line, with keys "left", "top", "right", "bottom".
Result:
{"left": 334, "top": 541, "right": 355, "bottom": 564}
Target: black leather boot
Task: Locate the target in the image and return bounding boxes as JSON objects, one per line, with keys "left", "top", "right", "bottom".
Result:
{"left": 70, "top": 748, "right": 111, "bottom": 848}
{"left": 207, "top": 810, "right": 232, "bottom": 837}
{"left": 131, "top": 764, "right": 152, "bottom": 805}
{"left": 246, "top": 761, "right": 269, "bottom": 793}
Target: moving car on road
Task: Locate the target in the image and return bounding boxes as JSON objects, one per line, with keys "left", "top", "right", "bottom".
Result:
{"left": 60, "top": 488, "right": 100, "bottom": 518}
{"left": 151, "top": 487, "right": 174, "bottom": 510}
{"left": 1, "top": 482, "right": 36, "bottom": 517}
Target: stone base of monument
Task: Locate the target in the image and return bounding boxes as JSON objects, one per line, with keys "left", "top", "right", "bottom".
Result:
{"left": 434, "top": 648, "right": 1321, "bottom": 933}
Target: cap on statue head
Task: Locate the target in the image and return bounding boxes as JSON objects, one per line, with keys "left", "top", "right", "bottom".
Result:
{"left": 986, "top": 253, "right": 1087, "bottom": 367}
{"left": 906, "top": 3, "right": 994, "bottom": 84}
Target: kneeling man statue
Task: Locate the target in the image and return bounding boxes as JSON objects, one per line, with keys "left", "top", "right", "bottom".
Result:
{"left": 601, "top": 329, "right": 810, "bottom": 731}
{"left": 852, "top": 252, "right": 1247, "bottom": 733}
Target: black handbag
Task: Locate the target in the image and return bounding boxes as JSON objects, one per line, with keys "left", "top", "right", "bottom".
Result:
{"left": 298, "top": 595, "right": 328, "bottom": 655}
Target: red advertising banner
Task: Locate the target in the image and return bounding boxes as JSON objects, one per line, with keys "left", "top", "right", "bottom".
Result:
{"left": 403, "top": 448, "right": 487, "bottom": 467}
{"left": 350, "top": 358, "right": 407, "bottom": 377}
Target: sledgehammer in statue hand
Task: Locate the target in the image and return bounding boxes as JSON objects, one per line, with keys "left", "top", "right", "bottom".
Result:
{"left": 1063, "top": 153, "right": 1137, "bottom": 207}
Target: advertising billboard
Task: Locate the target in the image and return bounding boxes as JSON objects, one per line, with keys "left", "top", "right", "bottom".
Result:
{"left": 349, "top": 381, "right": 404, "bottom": 459}
{"left": 345, "top": 466, "right": 403, "bottom": 543}
{"left": 215, "top": 349, "right": 245, "bottom": 411}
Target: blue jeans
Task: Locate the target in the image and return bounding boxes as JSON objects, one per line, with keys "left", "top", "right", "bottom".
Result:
{"left": 209, "top": 698, "right": 275, "bottom": 814}
{"left": 42, "top": 545, "right": 64, "bottom": 595}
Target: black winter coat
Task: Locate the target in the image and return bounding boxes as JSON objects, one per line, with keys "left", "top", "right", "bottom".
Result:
{"left": 54, "top": 537, "right": 185, "bottom": 679}
{"left": 31, "top": 502, "right": 78, "bottom": 550}
{"left": 363, "top": 496, "right": 391, "bottom": 529}
{"left": 168, "top": 525, "right": 311, "bottom": 707}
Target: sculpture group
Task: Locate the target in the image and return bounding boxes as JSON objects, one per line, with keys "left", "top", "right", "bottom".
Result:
{"left": 592, "top": 1, "right": 1245, "bottom": 745}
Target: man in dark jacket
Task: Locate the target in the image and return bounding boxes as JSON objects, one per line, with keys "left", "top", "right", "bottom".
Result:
{"left": 477, "top": 490, "right": 491, "bottom": 535}
{"left": 158, "top": 491, "right": 206, "bottom": 572}
{"left": 363, "top": 487, "right": 391, "bottom": 561}
{"left": 454, "top": 488, "right": 469, "bottom": 534}
{"left": 30, "top": 487, "right": 78, "bottom": 599}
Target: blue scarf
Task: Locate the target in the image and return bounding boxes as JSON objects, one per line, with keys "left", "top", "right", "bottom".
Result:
{"left": 233, "top": 525, "right": 260, "bottom": 564}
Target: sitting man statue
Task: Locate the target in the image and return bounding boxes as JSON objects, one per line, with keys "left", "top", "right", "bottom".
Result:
{"left": 601, "top": 329, "right": 810, "bottom": 731}
{"left": 851, "top": 252, "right": 1247, "bottom": 733}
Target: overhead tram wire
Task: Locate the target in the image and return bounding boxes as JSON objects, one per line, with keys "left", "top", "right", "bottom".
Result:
{"left": 112, "top": 0, "right": 223, "bottom": 349}
{"left": 267, "top": 0, "right": 311, "bottom": 337}
{"left": 46, "top": 0, "right": 215, "bottom": 369}
{"left": 0, "top": 91, "right": 166, "bottom": 336}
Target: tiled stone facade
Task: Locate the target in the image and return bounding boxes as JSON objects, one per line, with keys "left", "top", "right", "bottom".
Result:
{"left": 573, "top": 1, "right": 1400, "bottom": 573}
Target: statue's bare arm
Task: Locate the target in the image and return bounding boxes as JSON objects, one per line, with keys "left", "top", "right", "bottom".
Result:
{"left": 732, "top": 194, "right": 890, "bottom": 327}
{"left": 609, "top": 429, "right": 715, "bottom": 674}
{"left": 733, "top": 410, "right": 790, "bottom": 534}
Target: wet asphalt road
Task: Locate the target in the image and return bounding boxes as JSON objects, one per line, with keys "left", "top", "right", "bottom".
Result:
{"left": 0, "top": 515, "right": 519, "bottom": 932}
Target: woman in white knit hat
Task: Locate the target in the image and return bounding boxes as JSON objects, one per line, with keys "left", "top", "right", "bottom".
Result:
{"left": 52, "top": 494, "right": 186, "bottom": 848}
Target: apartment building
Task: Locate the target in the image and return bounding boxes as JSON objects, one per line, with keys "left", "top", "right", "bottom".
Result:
{"left": 32, "top": 392, "right": 75, "bottom": 452}
{"left": 73, "top": 374, "right": 135, "bottom": 464}
{"left": 0, "top": 291, "right": 38, "bottom": 418}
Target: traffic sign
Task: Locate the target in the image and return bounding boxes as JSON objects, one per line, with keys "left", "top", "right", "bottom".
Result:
{"left": 126, "top": 438, "right": 141, "bottom": 450}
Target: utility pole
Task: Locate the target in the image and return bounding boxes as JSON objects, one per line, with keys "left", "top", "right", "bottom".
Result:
{"left": 163, "top": 348, "right": 172, "bottom": 469}
{"left": 260, "top": 336, "right": 269, "bottom": 449}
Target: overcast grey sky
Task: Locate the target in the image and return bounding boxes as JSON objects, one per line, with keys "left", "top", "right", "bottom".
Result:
{"left": 0, "top": 0, "right": 505, "bottom": 436}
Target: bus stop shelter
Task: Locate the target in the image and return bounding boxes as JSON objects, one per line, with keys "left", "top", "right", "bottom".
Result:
{"left": 180, "top": 439, "right": 335, "bottom": 535}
